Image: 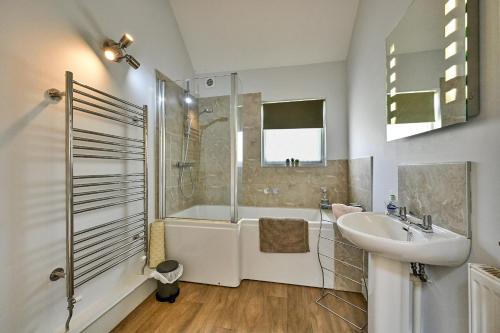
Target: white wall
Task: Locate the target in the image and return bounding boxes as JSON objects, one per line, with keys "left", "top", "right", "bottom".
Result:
{"left": 0, "top": 0, "right": 193, "bottom": 332}
{"left": 347, "top": 1, "right": 500, "bottom": 332}
{"left": 197, "top": 62, "right": 349, "bottom": 160}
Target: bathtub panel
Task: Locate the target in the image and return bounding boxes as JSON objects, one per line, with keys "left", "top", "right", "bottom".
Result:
{"left": 165, "top": 220, "right": 240, "bottom": 287}
{"left": 240, "top": 219, "right": 333, "bottom": 288}
{"left": 163, "top": 206, "right": 336, "bottom": 290}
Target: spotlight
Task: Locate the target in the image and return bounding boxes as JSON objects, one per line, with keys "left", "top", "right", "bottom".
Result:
{"left": 104, "top": 49, "right": 117, "bottom": 61}
{"left": 119, "top": 33, "right": 134, "bottom": 48}
{"left": 102, "top": 33, "right": 140, "bottom": 70}
{"left": 125, "top": 54, "right": 140, "bottom": 69}
{"left": 103, "top": 40, "right": 123, "bottom": 61}
{"left": 184, "top": 80, "right": 194, "bottom": 104}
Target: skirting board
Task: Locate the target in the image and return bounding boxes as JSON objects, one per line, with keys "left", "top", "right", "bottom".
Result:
{"left": 82, "top": 278, "right": 156, "bottom": 333}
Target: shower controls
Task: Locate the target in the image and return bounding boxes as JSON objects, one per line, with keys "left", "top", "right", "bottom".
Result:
{"left": 175, "top": 161, "right": 195, "bottom": 168}
{"left": 263, "top": 187, "right": 279, "bottom": 195}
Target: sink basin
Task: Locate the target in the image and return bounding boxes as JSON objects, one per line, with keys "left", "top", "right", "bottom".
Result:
{"left": 337, "top": 212, "right": 471, "bottom": 333}
{"left": 337, "top": 212, "right": 470, "bottom": 266}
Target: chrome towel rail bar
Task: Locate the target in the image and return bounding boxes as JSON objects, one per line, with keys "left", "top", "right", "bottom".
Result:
{"left": 74, "top": 235, "right": 145, "bottom": 263}
{"left": 73, "top": 191, "right": 145, "bottom": 206}
{"left": 73, "top": 173, "right": 144, "bottom": 179}
{"left": 73, "top": 137, "right": 145, "bottom": 149}
{"left": 73, "top": 89, "right": 144, "bottom": 116}
{"left": 73, "top": 197, "right": 145, "bottom": 214}
{"left": 73, "top": 145, "right": 145, "bottom": 155}
{"left": 73, "top": 153, "right": 145, "bottom": 161}
{"left": 74, "top": 243, "right": 145, "bottom": 279}
{"left": 74, "top": 239, "right": 144, "bottom": 271}
{"left": 74, "top": 212, "right": 145, "bottom": 236}
{"left": 73, "top": 98, "right": 144, "bottom": 122}
{"left": 73, "top": 185, "right": 145, "bottom": 197}
{"left": 318, "top": 253, "right": 364, "bottom": 271}
{"left": 47, "top": 71, "right": 148, "bottom": 331}
{"left": 73, "top": 224, "right": 144, "bottom": 254}
{"left": 73, "top": 128, "right": 144, "bottom": 143}
{"left": 73, "top": 179, "right": 144, "bottom": 188}
{"left": 74, "top": 248, "right": 144, "bottom": 289}
{"left": 74, "top": 218, "right": 144, "bottom": 244}
{"left": 73, "top": 106, "right": 144, "bottom": 128}
{"left": 319, "top": 234, "right": 364, "bottom": 250}
{"left": 73, "top": 80, "right": 145, "bottom": 111}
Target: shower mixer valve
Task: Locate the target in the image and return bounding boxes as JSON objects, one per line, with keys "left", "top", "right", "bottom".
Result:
{"left": 263, "top": 187, "right": 279, "bottom": 195}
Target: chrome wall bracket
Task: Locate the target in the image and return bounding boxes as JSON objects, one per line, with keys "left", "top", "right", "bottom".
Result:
{"left": 50, "top": 267, "right": 66, "bottom": 281}
{"left": 46, "top": 88, "right": 65, "bottom": 102}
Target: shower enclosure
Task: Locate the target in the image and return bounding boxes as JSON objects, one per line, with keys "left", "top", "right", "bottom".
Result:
{"left": 156, "top": 72, "right": 242, "bottom": 222}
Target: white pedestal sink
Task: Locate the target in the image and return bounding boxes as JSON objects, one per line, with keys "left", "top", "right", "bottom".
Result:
{"left": 337, "top": 212, "right": 470, "bottom": 333}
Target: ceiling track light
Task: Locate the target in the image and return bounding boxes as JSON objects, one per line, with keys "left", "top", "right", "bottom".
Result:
{"left": 103, "top": 33, "right": 141, "bottom": 69}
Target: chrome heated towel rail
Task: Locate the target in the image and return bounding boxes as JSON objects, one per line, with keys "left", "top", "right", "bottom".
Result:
{"left": 48, "top": 72, "right": 148, "bottom": 331}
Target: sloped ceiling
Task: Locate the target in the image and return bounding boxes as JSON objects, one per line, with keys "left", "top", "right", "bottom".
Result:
{"left": 169, "top": 0, "right": 359, "bottom": 73}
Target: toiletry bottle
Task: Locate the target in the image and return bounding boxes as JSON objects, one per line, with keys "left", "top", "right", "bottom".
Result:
{"left": 320, "top": 187, "right": 330, "bottom": 209}
{"left": 386, "top": 194, "right": 398, "bottom": 215}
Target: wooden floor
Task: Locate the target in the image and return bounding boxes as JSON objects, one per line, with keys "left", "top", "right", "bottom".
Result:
{"left": 113, "top": 280, "right": 367, "bottom": 333}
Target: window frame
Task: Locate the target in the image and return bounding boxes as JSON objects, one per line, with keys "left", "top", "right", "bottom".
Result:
{"left": 260, "top": 98, "right": 327, "bottom": 168}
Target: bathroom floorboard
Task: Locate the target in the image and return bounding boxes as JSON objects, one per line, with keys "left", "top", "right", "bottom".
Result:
{"left": 112, "top": 280, "right": 367, "bottom": 333}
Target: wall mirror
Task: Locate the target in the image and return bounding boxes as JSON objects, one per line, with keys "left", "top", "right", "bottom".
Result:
{"left": 385, "top": 0, "right": 479, "bottom": 141}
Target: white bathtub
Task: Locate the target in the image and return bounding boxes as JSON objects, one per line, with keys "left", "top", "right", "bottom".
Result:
{"left": 164, "top": 205, "right": 334, "bottom": 288}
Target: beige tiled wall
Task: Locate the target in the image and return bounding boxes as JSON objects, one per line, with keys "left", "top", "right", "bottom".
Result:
{"left": 334, "top": 156, "right": 373, "bottom": 293}
{"left": 193, "top": 92, "right": 349, "bottom": 208}
{"left": 348, "top": 157, "right": 373, "bottom": 211}
{"left": 195, "top": 96, "right": 231, "bottom": 205}
{"left": 239, "top": 93, "right": 349, "bottom": 208}
{"left": 398, "top": 162, "right": 471, "bottom": 237}
{"left": 163, "top": 80, "right": 200, "bottom": 215}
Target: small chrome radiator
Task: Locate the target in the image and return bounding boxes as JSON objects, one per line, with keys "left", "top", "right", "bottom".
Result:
{"left": 469, "top": 263, "right": 500, "bottom": 333}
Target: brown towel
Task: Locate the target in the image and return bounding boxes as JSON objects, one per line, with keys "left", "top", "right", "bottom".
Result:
{"left": 259, "top": 218, "right": 309, "bottom": 253}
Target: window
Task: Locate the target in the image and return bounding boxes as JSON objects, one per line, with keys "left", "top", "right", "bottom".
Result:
{"left": 261, "top": 99, "right": 326, "bottom": 167}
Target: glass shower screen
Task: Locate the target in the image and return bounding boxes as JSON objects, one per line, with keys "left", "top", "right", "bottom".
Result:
{"left": 156, "top": 72, "right": 241, "bottom": 223}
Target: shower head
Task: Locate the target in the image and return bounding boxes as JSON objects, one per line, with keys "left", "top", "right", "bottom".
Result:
{"left": 199, "top": 108, "right": 214, "bottom": 116}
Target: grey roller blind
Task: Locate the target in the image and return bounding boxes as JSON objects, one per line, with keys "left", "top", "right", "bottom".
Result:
{"left": 387, "top": 91, "right": 435, "bottom": 124}
{"left": 263, "top": 99, "right": 324, "bottom": 129}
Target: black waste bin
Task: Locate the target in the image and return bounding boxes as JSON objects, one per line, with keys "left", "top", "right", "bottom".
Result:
{"left": 155, "top": 260, "right": 180, "bottom": 303}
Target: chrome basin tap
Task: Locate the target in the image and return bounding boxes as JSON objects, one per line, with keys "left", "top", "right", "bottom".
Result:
{"left": 409, "top": 214, "right": 433, "bottom": 233}
{"left": 398, "top": 206, "right": 407, "bottom": 221}
{"left": 421, "top": 215, "right": 433, "bottom": 231}
{"left": 388, "top": 206, "right": 408, "bottom": 221}
{"left": 390, "top": 207, "right": 433, "bottom": 233}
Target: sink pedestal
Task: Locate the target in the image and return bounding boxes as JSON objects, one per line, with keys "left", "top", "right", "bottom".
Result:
{"left": 368, "top": 253, "right": 411, "bottom": 333}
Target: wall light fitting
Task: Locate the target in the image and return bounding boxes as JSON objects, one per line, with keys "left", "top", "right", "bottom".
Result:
{"left": 103, "top": 33, "right": 140, "bottom": 69}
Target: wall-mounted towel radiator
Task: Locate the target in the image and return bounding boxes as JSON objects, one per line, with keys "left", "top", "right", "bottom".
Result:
{"left": 469, "top": 263, "right": 500, "bottom": 333}
{"left": 48, "top": 71, "right": 148, "bottom": 331}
